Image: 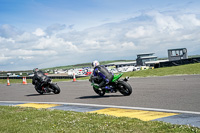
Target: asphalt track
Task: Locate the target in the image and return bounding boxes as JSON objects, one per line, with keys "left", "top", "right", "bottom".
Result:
{"left": 0, "top": 75, "right": 200, "bottom": 128}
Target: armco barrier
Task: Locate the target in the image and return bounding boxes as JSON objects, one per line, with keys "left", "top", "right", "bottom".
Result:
{"left": 0, "top": 75, "right": 88, "bottom": 79}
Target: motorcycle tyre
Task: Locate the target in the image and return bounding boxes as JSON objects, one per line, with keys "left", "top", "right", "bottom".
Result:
{"left": 93, "top": 86, "right": 105, "bottom": 96}
{"left": 50, "top": 83, "right": 61, "bottom": 94}
{"left": 35, "top": 87, "right": 44, "bottom": 95}
{"left": 117, "top": 81, "right": 132, "bottom": 96}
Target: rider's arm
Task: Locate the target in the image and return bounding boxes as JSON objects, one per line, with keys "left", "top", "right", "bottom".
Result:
{"left": 93, "top": 67, "right": 99, "bottom": 76}
{"left": 32, "top": 76, "right": 36, "bottom": 85}
{"left": 90, "top": 68, "right": 99, "bottom": 82}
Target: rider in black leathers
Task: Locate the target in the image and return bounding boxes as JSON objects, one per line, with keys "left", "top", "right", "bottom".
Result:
{"left": 32, "top": 68, "right": 49, "bottom": 90}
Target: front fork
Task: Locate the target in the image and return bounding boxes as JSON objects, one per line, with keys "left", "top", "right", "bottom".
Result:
{"left": 91, "top": 83, "right": 99, "bottom": 89}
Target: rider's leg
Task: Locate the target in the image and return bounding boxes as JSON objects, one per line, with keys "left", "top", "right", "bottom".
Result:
{"left": 99, "top": 80, "right": 106, "bottom": 88}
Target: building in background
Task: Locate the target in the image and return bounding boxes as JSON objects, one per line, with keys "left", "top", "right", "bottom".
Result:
{"left": 168, "top": 48, "right": 188, "bottom": 61}
{"left": 105, "top": 61, "right": 136, "bottom": 68}
{"left": 136, "top": 53, "right": 157, "bottom": 66}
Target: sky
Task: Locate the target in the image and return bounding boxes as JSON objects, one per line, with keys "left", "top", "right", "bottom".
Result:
{"left": 0, "top": 0, "right": 200, "bottom": 71}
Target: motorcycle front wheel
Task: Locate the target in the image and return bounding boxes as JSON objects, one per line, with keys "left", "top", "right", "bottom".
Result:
{"left": 117, "top": 81, "right": 132, "bottom": 96}
{"left": 50, "top": 83, "right": 61, "bottom": 94}
{"left": 93, "top": 86, "right": 105, "bottom": 96}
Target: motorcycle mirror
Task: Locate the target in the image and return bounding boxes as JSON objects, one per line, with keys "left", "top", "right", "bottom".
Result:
{"left": 124, "top": 76, "right": 129, "bottom": 81}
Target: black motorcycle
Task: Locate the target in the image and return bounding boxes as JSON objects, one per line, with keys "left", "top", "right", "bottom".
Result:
{"left": 34, "top": 77, "right": 60, "bottom": 95}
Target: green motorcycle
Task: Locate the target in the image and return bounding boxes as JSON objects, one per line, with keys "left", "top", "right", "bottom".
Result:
{"left": 90, "top": 73, "right": 132, "bottom": 96}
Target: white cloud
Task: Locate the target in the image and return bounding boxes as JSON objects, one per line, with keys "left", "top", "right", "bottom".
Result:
{"left": 33, "top": 28, "right": 46, "bottom": 36}
{"left": 0, "top": 54, "right": 12, "bottom": 63}
{"left": 179, "top": 14, "right": 200, "bottom": 27}
{"left": 18, "top": 56, "right": 33, "bottom": 60}
{"left": 33, "top": 36, "right": 81, "bottom": 54}
{"left": 0, "top": 24, "right": 22, "bottom": 38}
{"left": 0, "top": 36, "right": 15, "bottom": 45}
{"left": 1, "top": 9, "right": 200, "bottom": 70}
{"left": 121, "top": 42, "right": 135, "bottom": 48}
{"left": 125, "top": 26, "right": 154, "bottom": 39}
{"left": 83, "top": 39, "right": 99, "bottom": 45}
{"left": 148, "top": 11, "right": 183, "bottom": 32}
{"left": 45, "top": 24, "right": 66, "bottom": 35}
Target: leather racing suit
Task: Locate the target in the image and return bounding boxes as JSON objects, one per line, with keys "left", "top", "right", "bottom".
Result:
{"left": 91, "top": 65, "right": 114, "bottom": 88}
{"left": 32, "top": 70, "right": 49, "bottom": 90}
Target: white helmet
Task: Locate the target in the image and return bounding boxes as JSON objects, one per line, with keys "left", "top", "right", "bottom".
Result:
{"left": 92, "top": 60, "right": 100, "bottom": 67}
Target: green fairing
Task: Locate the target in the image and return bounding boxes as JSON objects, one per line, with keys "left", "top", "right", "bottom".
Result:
{"left": 111, "top": 73, "right": 123, "bottom": 82}
{"left": 93, "top": 84, "right": 99, "bottom": 89}
{"left": 91, "top": 82, "right": 99, "bottom": 88}
{"left": 91, "top": 73, "right": 123, "bottom": 88}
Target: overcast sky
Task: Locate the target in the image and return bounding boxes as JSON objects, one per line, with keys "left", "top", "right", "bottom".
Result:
{"left": 0, "top": 0, "right": 200, "bottom": 71}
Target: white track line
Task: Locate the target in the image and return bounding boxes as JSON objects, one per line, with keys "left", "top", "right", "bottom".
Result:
{"left": 1, "top": 101, "right": 200, "bottom": 115}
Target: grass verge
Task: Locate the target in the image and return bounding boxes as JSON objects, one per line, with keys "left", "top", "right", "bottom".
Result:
{"left": 0, "top": 106, "right": 199, "bottom": 133}
{"left": 123, "top": 63, "right": 200, "bottom": 77}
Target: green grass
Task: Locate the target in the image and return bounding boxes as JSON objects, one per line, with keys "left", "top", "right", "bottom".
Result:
{"left": 0, "top": 79, "right": 32, "bottom": 84}
{"left": 123, "top": 63, "right": 200, "bottom": 78}
{"left": 0, "top": 106, "right": 199, "bottom": 133}
{"left": 58, "top": 63, "right": 200, "bottom": 79}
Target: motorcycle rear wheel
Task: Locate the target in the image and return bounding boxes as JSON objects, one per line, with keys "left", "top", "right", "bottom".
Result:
{"left": 93, "top": 86, "right": 105, "bottom": 96}
{"left": 117, "top": 81, "right": 132, "bottom": 96}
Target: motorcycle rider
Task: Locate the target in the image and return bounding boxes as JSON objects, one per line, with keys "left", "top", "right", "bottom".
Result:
{"left": 90, "top": 60, "right": 113, "bottom": 89}
{"left": 32, "top": 68, "right": 49, "bottom": 91}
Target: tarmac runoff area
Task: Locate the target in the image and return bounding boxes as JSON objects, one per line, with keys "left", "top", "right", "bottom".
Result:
{"left": 1, "top": 101, "right": 200, "bottom": 128}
